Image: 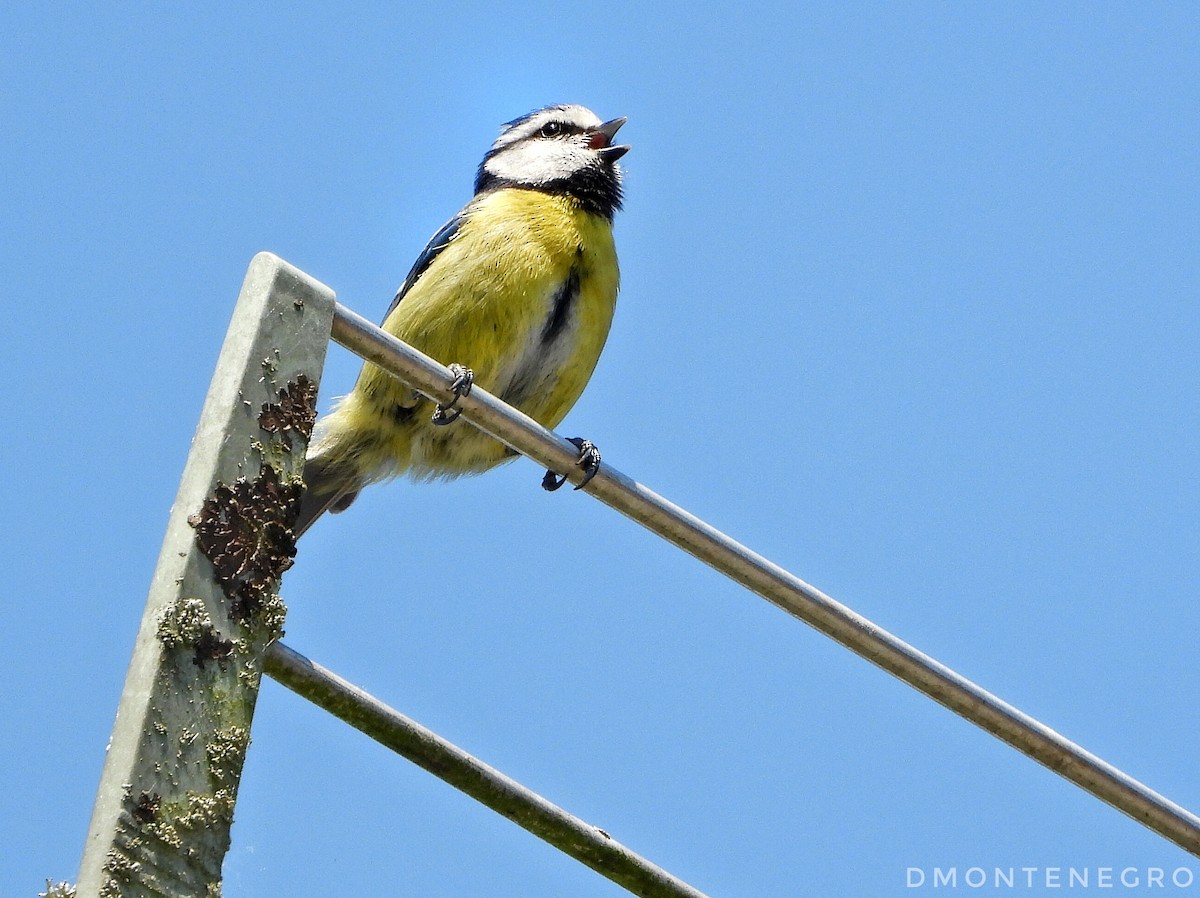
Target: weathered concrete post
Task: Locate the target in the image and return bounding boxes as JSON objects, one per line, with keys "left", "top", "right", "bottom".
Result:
{"left": 77, "top": 254, "right": 335, "bottom": 897}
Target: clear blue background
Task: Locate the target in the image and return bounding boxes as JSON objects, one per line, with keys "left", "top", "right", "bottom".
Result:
{"left": 3, "top": 3, "right": 1197, "bottom": 895}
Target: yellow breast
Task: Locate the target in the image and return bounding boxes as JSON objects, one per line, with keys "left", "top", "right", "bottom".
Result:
{"left": 340, "top": 188, "right": 620, "bottom": 479}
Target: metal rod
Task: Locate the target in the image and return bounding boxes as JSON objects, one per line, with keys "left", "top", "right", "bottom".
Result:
{"left": 264, "top": 642, "right": 712, "bottom": 898}
{"left": 330, "top": 301, "right": 1200, "bottom": 858}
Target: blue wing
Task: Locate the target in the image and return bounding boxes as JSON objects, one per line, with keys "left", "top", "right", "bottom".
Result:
{"left": 383, "top": 211, "right": 466, "bottom": 321}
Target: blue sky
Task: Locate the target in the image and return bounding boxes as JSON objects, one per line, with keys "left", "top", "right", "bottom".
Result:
{"left": 3, "top": 3, "right": 1198, "bottom": 895}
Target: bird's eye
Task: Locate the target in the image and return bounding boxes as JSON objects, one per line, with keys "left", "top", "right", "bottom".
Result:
{"left": 539, "top": 122, "right": 563, "bottom": 138}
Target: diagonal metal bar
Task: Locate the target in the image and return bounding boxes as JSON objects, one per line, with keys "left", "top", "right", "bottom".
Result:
{"left": 264, "top": 642, "right": 711, "bottom": 898}
{"left": 327, "top": 300, "right": 1200, "bottom": 858}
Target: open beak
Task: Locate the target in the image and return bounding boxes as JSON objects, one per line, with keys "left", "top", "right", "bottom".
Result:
{"left": 590, "top": 116, "right": 631, "bottom": 162}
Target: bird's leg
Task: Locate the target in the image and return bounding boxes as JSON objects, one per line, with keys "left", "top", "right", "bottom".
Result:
{"left": 431, "top": 364, "right": 474, "bottom": 425}
{"left": 542, "top": 438, "right": 602, "bottom": 492}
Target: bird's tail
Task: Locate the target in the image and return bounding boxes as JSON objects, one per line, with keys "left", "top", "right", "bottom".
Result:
{"left": 293, "top": 442, "right": 364, "bottom": 538}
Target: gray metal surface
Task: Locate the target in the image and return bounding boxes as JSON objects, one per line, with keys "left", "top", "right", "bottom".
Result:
{"left": 266, "top": 642, "right": 712, "bottom": 898}
{"left": 330, "top": 300, "right": 1200, "bottom": 858}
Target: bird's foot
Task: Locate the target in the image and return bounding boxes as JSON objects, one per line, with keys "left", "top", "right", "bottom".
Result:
{"left": 542, "top": 438, "right": 602, "bottom": 492}
{"left": 431, "top": 364, "right": 474, "bottom": 425}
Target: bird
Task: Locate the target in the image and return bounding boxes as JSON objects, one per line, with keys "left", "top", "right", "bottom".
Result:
{"left": 293, "top": 104, "right": 630, "bottom": 536}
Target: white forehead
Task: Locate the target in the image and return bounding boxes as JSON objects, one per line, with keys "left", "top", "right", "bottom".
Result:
{"left": 491, "top": 105, "right": 603, "bottom": 150}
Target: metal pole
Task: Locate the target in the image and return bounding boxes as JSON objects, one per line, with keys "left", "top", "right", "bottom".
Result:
{"left": 329, "top": 301, "right": 1200, "bottom": 858}
{"left": 76, "top": 255, "right": 336, "bottom": 896}
{"left": 265, "top": 642, "right": 712, "bottom": 898}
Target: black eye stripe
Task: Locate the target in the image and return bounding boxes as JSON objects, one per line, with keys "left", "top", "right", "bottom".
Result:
{"left": 537, "top": 121, "right": 584, "bottom": 139}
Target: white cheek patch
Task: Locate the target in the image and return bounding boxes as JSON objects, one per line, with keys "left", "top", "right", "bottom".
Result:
{"left": 484, "top": 140, "right": 594, "bottom": 185}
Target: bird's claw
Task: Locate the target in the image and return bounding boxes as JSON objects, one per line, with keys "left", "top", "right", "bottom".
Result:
{"left": 431, "top": 364, "right": 474, "bottom": 425}
{"left": 542, "top": 438, "right": 602, "bottom": 492}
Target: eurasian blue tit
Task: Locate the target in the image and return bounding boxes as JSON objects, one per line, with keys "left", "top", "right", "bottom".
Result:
{"left": 295, "top": 104, "right": 629, "bottom": 534}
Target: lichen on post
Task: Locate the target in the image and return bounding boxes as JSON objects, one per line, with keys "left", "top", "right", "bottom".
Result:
{"left": 76, "top": 254, "right": 336, "bottom": 898}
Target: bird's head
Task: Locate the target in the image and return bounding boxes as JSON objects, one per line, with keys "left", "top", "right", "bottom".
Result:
{"left": 475, "top": 105, "right": 629, "bottom": 220}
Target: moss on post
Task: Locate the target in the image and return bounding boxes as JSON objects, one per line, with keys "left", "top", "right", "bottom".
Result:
{"left": 76, "top": 254, "right": 336, "bottom": 897}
